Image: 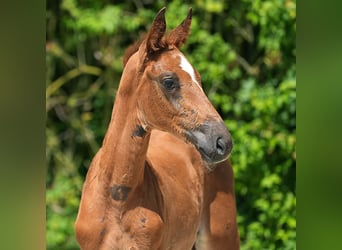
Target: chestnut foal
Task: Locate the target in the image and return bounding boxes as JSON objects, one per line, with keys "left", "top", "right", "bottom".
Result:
{"left": 75, "top": 8, "right": 239, "bottom": 250}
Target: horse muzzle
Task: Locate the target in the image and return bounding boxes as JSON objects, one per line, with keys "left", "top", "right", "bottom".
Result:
{"left": 185, "top": 121, "right": 233, "bottom": 165}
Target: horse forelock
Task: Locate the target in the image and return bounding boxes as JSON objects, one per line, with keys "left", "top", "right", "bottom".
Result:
{"left": 122, "top": 34, "right": 178, "bottom": 69}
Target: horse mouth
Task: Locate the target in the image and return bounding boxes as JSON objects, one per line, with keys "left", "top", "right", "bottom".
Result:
{"left": 197, "top": 147, "right": 213, "bottom": 162}
{"left": 197, "top": 145, "right": 230, "bottom": 164}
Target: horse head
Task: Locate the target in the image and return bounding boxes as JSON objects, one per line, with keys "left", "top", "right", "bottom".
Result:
{"left": 122, "top": 7, "right": 233, "bottom": 168}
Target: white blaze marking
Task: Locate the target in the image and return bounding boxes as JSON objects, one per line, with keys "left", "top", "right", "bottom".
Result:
{"left": 179, "top": 55, "right": 203, "bottom": 92}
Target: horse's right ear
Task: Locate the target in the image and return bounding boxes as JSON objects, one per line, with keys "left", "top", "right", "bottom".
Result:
{"left": 145, "top": 7, "right": 167, "bottom": 55}
{"left": 167, "top": 8, "right": 192, "bottom": 48}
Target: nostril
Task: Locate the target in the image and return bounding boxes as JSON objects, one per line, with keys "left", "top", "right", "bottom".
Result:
{"left": 216, "top": 137, "right": 226, "bottom": 156}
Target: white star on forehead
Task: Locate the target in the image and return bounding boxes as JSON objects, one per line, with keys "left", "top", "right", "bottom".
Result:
{"left": 179, "top": 54, "right": 203, "bottom": 92}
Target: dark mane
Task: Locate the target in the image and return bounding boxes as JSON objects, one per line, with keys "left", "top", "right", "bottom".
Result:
{"left": 122, "top": 35, "right": 146, "bottom": 68}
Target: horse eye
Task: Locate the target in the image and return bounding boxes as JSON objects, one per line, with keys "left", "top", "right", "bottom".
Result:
{"left": 162, "top": 78, "right": 176, "bottom": 91}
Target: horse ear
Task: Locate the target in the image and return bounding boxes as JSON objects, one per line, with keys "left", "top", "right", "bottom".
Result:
{"left": 145, "top": 7, "right": 167, "bottom": 54}
{"left": 167, "top": 8, "right": 192, "bottom": 48}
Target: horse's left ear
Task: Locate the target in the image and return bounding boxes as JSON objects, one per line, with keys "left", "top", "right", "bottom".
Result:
{"left": 167, "top": 8, "right": 192, "bottom": 48}
{"left": 145, "top": 7, "right": 167, "bottom": 55}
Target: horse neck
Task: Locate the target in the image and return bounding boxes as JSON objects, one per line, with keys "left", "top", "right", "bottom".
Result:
{"left": 99, "top": 64, "right": 150, "bottom": 192}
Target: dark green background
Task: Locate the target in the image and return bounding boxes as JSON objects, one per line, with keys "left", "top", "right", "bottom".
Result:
{"left": 3, "top": 0, "right": 342, "bottom": 249}
{"left": 46, "top": 0, "right": 295, "bottom": 249}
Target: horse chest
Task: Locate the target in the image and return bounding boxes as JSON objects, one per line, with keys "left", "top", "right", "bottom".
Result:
{"left": 154, "top": 171, "right": 203, "bottom": 249}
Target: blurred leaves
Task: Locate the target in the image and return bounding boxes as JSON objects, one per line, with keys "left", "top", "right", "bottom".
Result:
{"left": 46, "top": 0, "right": 296, "bottom": 249}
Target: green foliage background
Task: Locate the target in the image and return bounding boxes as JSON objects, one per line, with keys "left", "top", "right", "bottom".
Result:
{"left": 46, "top": 0, "right": 296, "bottom": 249}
